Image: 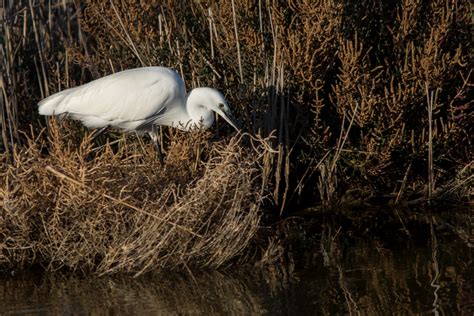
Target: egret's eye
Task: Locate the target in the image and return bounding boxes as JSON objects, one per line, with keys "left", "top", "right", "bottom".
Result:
{"left": 218, "top": 103, "right": 224, "bottom": 109}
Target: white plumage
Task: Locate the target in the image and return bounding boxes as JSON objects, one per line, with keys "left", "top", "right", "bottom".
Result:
{"left": 38, "top": 66, "right": 239, "bottom": 133}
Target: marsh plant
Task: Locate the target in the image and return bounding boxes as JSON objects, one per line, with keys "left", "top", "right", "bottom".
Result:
{"left": 1, "top": 1, "right": 472, "bottom": 274}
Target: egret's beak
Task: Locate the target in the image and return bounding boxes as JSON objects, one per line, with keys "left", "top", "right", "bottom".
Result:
{"left": 218, "top": 110, "right": 241, "bottom": 132}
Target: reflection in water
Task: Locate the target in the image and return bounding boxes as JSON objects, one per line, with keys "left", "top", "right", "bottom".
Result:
{"left": 430, "top": 218, "right": 441, "bottom": 316}
{"left": 1, "top": 228, "right": 472, "bottom": 315}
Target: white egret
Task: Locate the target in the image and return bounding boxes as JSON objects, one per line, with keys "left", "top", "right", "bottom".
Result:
{"left": 38, "top": 67, "right": 240, "bottom": 160}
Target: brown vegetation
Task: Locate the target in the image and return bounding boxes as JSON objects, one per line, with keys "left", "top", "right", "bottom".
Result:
{"left": 1, "top": 120, "right": 273, "bottom": 274}
{"left": 1, "top": 1, "right": 472, "bottom": 273}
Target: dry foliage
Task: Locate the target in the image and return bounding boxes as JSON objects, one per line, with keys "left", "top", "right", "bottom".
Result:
{"left": 1, "top": 1, "right": 472, "bottom": 272}
{"left": 1, "top": 120, "right": 273, "bottom": 274}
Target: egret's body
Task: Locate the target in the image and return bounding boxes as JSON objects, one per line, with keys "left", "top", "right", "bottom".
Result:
{"left": 38, "top": 67, "right": 239, "bottom": 134}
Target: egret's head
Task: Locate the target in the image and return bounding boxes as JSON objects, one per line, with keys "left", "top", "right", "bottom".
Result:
{"left": 191, "top": 88, "right": 240, "bottom": 132}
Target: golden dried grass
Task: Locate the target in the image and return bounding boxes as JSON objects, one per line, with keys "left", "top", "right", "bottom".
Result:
{"left": 1, "top": 119, "right": 274, "bottom": 275}
{"left": 1, "top": 0, "right": 472, "bottom": 273}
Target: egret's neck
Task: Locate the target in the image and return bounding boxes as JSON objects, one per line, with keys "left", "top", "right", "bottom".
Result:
{"left": 186, "top": 89, "right": 214, "bottom": 130}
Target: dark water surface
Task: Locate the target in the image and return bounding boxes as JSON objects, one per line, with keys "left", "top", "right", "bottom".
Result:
{"left": 1, "top": 224, "right": 472, "bottom": 315}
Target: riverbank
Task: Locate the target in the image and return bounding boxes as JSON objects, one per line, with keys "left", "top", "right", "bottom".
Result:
{"left": 1, "top": 129, "right": 472, "bottom": 273}
{"left": 1, "top": 208, "right": 472, "bottom": 314}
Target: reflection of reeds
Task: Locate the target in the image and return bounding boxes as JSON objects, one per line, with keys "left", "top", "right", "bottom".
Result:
{"left": 316, "top": 218, "right": 472, "bottom": 315}
{"left": 0, "top": 270, "right": 276, "bottom": 314}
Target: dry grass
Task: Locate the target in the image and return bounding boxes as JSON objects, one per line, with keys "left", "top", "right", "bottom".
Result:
{"left": 1, "top": 119, "right": 274, "bottom": 275}
{"left": 1, "top": 1, "right": 472, "bottom": 273}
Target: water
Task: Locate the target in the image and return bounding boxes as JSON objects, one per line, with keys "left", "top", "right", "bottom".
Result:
{"left": 1, "top": 223, "right": 472, "bottom": 315}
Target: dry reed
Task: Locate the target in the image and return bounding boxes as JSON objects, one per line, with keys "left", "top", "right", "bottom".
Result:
{"left": 1, "top": 0, "right": 472, "bottom": 273}
{"left": 1, "top": 119, "right": 274, "bottom": 275}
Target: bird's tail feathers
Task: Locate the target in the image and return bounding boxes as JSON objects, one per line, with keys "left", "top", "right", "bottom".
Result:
{"left": 38, "top": 88, "right": 75, "bottom": 116}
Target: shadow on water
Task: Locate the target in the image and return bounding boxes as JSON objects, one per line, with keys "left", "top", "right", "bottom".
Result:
{"left": 1, "top": 212, "right": 473, "bottom": 315}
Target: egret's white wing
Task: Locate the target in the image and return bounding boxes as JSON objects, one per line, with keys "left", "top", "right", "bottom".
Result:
{"left": 42, "top": 67, "right": 186, "bottom": 130}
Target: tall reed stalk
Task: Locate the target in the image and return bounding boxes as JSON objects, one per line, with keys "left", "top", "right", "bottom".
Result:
{"left": 426, "top": 83, "right": 435, "bottom": 201}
